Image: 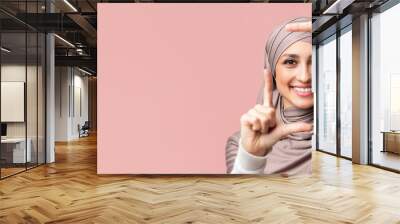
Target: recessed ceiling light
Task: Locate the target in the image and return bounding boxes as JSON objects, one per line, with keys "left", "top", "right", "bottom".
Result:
{"left": 54, "top": 34, "right": 75, "bottom": 48}
{"left": 78, "top": 67, "right": 93, "bottom": 76}
{"left": 63, "top": 0, "right": 78, "bottom": 12}
{"left": 323, "top": 0, "right": 355, "bottom": 15}
{"left": 1, "top": 47, "right": 11, "bottom": 53}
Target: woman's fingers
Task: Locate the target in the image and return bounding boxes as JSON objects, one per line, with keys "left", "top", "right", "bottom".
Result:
{"left": 240, "top": 113, "right": 261, "bottom": 132}
{"left": 247, "top": 109, "right": 263, "bottom": 132}
{"left": 270, "top": 122, "right": 313, "bottom": 141}
{"left": 254, "top": 104, "right": 276, "bottom": 130}
{"left": 248, "top": 109, "right": 267, "bottom": 133}
{"left": 263, "top": 69, "right": 273, "bottom": 107}
{"left": 240, "top": 105, "right": 311, "bottom": 156}
{"left": 285, "top": 21, "right": 312, "bottom": 32}
{"left": 242, "top": 104, "right": 310, "bottom": 139}
{"left": 240, "top": 105, "right": 276, "bottom": 134}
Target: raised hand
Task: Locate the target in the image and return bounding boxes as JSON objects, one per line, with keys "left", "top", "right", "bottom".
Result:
{"left": 285, "top": 21, "right": 312, "bottom": 32}
{"left": 239, "top": 69, "right": 313, "bottom": 156}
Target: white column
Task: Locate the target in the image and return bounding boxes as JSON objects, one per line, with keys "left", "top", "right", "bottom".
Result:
{"left": 46, "top": 1, "right": 55, "bottom": 163}
{"left": 46, "top": 33, "right": 55, "bottom": 163}
{"left": 352, "top": 14, "right": 369, "bottom": 164}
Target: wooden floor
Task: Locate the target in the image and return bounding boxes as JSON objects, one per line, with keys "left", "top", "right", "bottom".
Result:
{"left": 0, "top": 167, "right": 26, "bottom": 178}
{"left": 372, "top": 151, "right": 400, "bottom": 171}
{"left": 0, "top": 134, "right": 400, "bottom": 224}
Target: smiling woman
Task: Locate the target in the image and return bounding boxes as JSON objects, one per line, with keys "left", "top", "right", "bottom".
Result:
{"left": 225, "top": 17, "right": 313, "bottom": 175}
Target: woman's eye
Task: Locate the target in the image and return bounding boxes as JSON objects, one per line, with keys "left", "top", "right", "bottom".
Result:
{"left": 284, "top": 59, "right": 297, "bottom": 65}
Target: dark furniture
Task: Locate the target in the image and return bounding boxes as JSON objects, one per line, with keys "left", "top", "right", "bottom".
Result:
{"left": 1, "top": 123, "right": 7, "bottom": 137}
{"left": 381, "top": 131, "right": 400, "bottom": 155}
{"left": 79, "top": 121, "right": 90, "bottom": 138}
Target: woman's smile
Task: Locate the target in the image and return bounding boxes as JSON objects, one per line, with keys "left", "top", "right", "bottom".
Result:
{"left": 290, "top": 85, "right": 312, "bottom": 97}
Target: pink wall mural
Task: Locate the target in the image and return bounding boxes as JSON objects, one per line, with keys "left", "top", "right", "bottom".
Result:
{"left": 97, "top": 3, "right": 311, "bottom": 174}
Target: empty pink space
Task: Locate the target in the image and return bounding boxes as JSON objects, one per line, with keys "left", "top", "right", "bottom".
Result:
{"left": 97, "top": 3, "right": 311, "bottom": 174}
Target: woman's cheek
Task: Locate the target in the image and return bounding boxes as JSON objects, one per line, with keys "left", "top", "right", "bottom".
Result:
{"left": 281, "top": 70, "right": 296, "bottom": 98}
{"left": 277, "top": 80, "right": 293, "bottom": 103}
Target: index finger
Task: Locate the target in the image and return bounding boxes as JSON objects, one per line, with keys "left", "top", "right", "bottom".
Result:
{"left": 285, "top": 21, "right": 312, "bottom": 32}
{"left": 263, "top": 69, "right": 273, "bottom": 107}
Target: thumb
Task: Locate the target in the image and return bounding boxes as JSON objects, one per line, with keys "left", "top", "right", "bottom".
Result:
{"left": 270, "top": 122, "right": 313, "bottom": 140}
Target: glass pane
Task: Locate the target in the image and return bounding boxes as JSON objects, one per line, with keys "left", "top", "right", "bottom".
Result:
{"left": 339, "top": 27, "right": 352, "bottom": 158}
{"left": 38, "top": 32, "right": 45, "bottom": 165}
{"left": 27, "top": 31, "right": 38, "bottom": 169}
{"left": 25, "top": 0, "right": 38, "bottom": 169}
{"left": 1, "top": 31, "right": 27, "bottom": 177}
{"left": 317, "top": 35, "right": 337, "bottom": 154}
{"left": 371, "top": 4, "right": 400, "bottom": 171}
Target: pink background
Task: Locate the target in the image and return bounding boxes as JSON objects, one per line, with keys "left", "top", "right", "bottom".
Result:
{"left": 98, "top": 3, "right": 311, "bottom": 174}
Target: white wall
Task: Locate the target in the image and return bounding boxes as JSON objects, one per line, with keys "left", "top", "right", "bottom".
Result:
{"left": 69, "top": 72, "right": 89, "bottom": 139}
{"left": 1, "top": 63, "right": 46, "bottom": 164}
{"left": 55, "top": 67, "right": 89, "bottom": 141}
{"left": 55, "top": 66, "right": 70, "bottom": 141}
{"left": 1, "top": 65, "right": 40, "bottom": 138}
{"left": 1, "top": 66, "right": 26, "bottom": 137}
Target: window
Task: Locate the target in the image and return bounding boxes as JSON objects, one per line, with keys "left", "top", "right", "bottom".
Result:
{"left": 370, "top": 3, "right": 400, "bottom": 171}
{"left": 339, "top": 26, "right": 352, "bottom": 158}
{"left": 317, "top": 35, "right": 337, "bottom": 154}
{"left": 0, "top": 1, "right": 46, "bottom": 179}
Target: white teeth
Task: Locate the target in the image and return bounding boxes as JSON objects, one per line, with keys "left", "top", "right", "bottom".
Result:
{"left": 293, "top": 87, "right": 312, "bottom": 93}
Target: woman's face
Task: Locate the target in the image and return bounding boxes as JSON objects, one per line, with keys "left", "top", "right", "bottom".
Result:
{"left": 275, "top": 41, "right": 313, "bottom": 110}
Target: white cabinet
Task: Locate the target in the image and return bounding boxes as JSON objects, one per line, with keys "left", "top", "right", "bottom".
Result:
{"left": 1, "top": 138, "right": 32, "bottom": 163}
{"left": 1, "top": 82, "right": 25, "bottom": 122}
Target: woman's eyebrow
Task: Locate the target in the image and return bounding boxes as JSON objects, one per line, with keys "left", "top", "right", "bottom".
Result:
{"left": 281, "top": 54, "right": 299, "bottom": 58}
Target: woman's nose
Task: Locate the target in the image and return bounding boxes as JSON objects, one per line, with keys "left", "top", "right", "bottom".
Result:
{"left": 297, "top": 63, "right": 311, "bottom": 83}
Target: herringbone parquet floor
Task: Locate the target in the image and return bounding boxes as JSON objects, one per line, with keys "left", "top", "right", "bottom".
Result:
{"left": 0, "top": 134, "right": 400, "bottom": 224}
